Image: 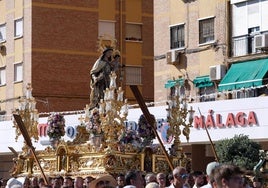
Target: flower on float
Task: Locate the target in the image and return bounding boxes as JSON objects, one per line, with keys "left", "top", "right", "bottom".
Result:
{"left": 118, "top": 129, "right": 141, "bottom": 145}
{"left": 86, "top": 108, "right": 103, "bottom": 136}
{"left": 47, "top": 113, "right": 65, "bottom": 140}
{"left": 137, "top": 114, "right": 156, "bottom": 147}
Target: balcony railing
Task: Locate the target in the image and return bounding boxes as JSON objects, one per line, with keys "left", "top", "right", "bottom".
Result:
{"left": 231, "top": 35, "right": 256, "bottom": 57}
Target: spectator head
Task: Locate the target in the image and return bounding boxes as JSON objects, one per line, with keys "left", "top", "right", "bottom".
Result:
{"left": 116, "top": 174, "right": 125, "bottom": 188}
{"left": 63, "top": 176, "right": 73, "bottom": 188}
{"left": 167, "top": 173, "right": 174, "bottom": 185}
{"left": 89, "top": 174, "right": 117, "bottom": 188}
{"left": 145, "top": 182, "right": 159, "bottom": 188}
{"left": 74, "top": 177, "right": 83, "bottom": 188}
{"left": 192, "top": 171, "right": 205, "bottom": 187}
{"left": 156, "top": 173, "right": 166, "bottom": 188}
{"left": 206, "top": 162, "right": 220, "bottom": 177}
{"left": 213, "top": 164, "right": 244, "bottom": 188}
{"left": 205, "top": 161, "right": 220, "bottom": 184}
{"left": 125, "top": 170, "right": 144, "bottom": 188}
{"left": 84, "top": 176, "right": 95, "bottom": 188}
{"left": 5, "top": 178, "right": 22, "bottom": 188}
{"left": 172, "top": 167, "right": 188, "bottom": 187}
{"left": 145, "top": 173, "right": 157, "bottom": 185}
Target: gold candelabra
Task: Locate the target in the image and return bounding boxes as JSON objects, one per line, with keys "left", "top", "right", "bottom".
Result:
{"left": 166, "top": 82, "right": 195, "bottom": 157}
{"left": 13, "top": 83, "right": 39, "bottom": 142}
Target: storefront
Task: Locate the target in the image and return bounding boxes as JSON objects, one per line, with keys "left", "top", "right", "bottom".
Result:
{"left": 0, "top": 96, "right": 267, "bottom": 177}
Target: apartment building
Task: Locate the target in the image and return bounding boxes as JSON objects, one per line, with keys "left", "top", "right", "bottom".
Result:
{"left": 154, "top": 0, "right": 268, "bottom": 171}
{"left": 0, "top": 0, "right": 154, "bottom": 120}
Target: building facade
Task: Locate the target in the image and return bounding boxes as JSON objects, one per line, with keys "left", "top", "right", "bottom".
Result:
{"left": 0, "top": 0, "right": 154, "bottom": 119}
{"left": 154, "top": 0, "right": 268, "bottom": 171}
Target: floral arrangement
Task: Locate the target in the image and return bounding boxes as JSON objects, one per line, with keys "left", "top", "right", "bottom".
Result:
{"left": 86, "top": 109, "right": 103, "bottom": 136}
{"left": 47, "top": 113, "right": 66, "bottom": 140}
{"left": 137, "top": 114, "right": 156, "bottom": 147}
{"left": 118, "top": 129, "right": 141, "bottom": 146}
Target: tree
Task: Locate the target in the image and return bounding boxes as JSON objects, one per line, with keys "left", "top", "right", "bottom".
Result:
{"left": 215, "top": 134, "right": 261, "bottom": 170}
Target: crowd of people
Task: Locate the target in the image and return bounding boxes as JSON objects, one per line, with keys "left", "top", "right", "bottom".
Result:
{"left": 0, "top": 162, "right": 265, "bottom": 188}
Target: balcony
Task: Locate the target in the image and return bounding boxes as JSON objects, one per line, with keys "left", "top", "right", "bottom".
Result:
{"left": 231, "top": 35, "right": 256, "bottom": 57}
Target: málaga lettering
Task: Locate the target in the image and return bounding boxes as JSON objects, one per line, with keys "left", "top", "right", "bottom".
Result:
{"left": 194, "top": 110, "right": 258, "bottom": 128}
{"left": 37, "top": 110, "right": 258, "bottom": 140}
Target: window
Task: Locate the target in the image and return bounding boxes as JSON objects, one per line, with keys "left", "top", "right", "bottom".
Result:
{"left": 98, "top": 21, "right": 115, "bottom": 37}
{"left": 14, "top": 18, "right": 23, "bottom": 38}
{"left": 170, "top": 24, "right": 185, "bottom": 49}
{"left": 125, "top": 23, "right": 142, "bottom": 41}
{"left": 199, "top": 86, "right": 215, "bottom": 102}
{"left": 125, "top": 66, "right": 142, "bottom": 85}
{"left": 199, "top": 18, "right": 215, "bottom": 44}
{"left": 248, "top": 26, "right": 260, "bottom": 54}
{"left": 14, "top": 63, "right": 23, "bottom": 82}
{"left": 0, "top": 67, "right": 6, "bottom": 85}
{"left": 0, "top": 24, "right": 6, "bottom": 42}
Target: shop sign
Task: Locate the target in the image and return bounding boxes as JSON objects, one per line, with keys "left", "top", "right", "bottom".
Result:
{"left": 194, "top": 110, "right": 258, "bottom": 128}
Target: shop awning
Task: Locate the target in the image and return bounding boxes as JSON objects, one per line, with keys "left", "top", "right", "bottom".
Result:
{"left": 193, "top": 75, "right": 213, "bottom": 88}
{"left": 218, "top": 59, "right": 268, "bottom": 91}
{"left": 164, "top": 78, "right": 184, "bottom": 88}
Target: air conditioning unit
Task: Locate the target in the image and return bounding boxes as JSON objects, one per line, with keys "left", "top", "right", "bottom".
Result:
{"left": 254, "top": 34, "right": 268, "bottom": 49}
{"left": 166, "top": 50, "right": 180, "bottom": 64}
{"left": 209, "top": 65, "right": 226, "bottom": 81}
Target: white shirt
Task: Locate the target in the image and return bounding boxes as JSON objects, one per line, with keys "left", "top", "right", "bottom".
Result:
{"left": 200, "top": 183, "right": 212, "bottom": 188}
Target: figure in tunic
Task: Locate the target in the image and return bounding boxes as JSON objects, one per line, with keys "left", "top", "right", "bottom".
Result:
{"left": 89, "top": 48, "right": 113, "bottom": 110}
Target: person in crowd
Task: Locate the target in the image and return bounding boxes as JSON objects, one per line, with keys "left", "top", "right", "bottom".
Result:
{"left": 201, "top": 162, "right": 220, "bottom": 188}
{"left": 63, "top": 176, "right": 73, "bottom": 188}
{"left": 116, "top": 174, "right": 125, "bottom": 188}
{"left": 213, "top": 164, "right": 244, "bottom": 188}
{"left": 89, "top": 47, "right": 114, "bottom": 110}
{"left": 5, "top": 178, "right": 22, "bottom": 188}
{"left": 31, "top": 177, "right": 39, "bottom": 188}
{"left": 167, "top": 173, "right": 174, "bottom": 187}
{"left": 38, "top": 178, "right": 45, "bottom": 188}
{"left": 241, "top": 176, "right": 252, "bottom": 188}
{"left": 84, "top": 176, "right": 95, "bottom": 188}
{"left": 52, "top": 176, "right": 63, "bottom": 188}
{"left": 192, "top": 171, "right": 205, "bottom": 188}
{"left": 168, "top": 166, "right": 188, "bottom": 188}
{"left": 74, "top": 177, "right": 83, "bottom": 188}
{"left": 124, "top": 170, "right": 144, "bottom": 188}
{"left": 1, "top": 178, "right": 8, "bottom": 188}
{"left": 252, "top": 177, "right": 263, "bottom": 188}
{"left": 90, "top": 174, "right": 117, "bottom": 188}
{"left": 22, "top": 177, "right": 31, "bottom": 188}
{"left": 145, "top": 182, "right": 159, "bottom": 188}
{"left": 156, "top": 173, "right": 166, "bottom": 188}
{"left": 184, "top": 173, "right": 194, "bottom": 188}
{"left": 145, "top": 173, "right": 157, "bottom": 185}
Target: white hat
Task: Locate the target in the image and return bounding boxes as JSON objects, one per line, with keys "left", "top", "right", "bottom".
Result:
{"left": 89, "top": 174, "right": 117, "bottom": 188}
{"left": 206, "top": 161, "right": 220, "bottom": 176}
{"left": 5, "top": 178, "right": 22, "bottom": 188}
{"left": 145, "top": 182, "right": 159, "bottom": 188}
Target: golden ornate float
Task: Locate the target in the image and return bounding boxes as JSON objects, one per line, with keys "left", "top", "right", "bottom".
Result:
{"left": 11, "top": 37, "right": 193, "bottom": 181}
{"left": 11, "top": 74, "right": 192, "bottom": 180}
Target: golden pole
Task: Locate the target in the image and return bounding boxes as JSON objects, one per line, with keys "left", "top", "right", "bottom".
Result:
{"left": 130, "top": 85, "right": 174, "bottom": 170}
{"left": 13, "top": 114, "right": 49, "bottom": 185}
{"left": 197, "top": 108, "right": 219, "bottom": 162}
{"left": 119, "top": 0, "right": 123, "bottom": 88}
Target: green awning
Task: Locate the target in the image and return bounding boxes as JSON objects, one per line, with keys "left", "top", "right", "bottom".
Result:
{"left": 218, "top": 59, "right": 268, "bottom": 91}
{"left": 165, "top": 78, "right": 184, "bottom": 88}
{"left": 193, "top": 75, "right": 213, "bottom": 88}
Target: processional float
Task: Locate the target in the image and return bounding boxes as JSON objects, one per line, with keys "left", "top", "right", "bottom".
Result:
{"left": 11, "top": 38, "right": 194, "bottom": 180}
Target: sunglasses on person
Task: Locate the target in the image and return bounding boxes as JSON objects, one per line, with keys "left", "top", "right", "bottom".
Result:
{"left": 176, "top": 174, "right": 189, "bottom": 179}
